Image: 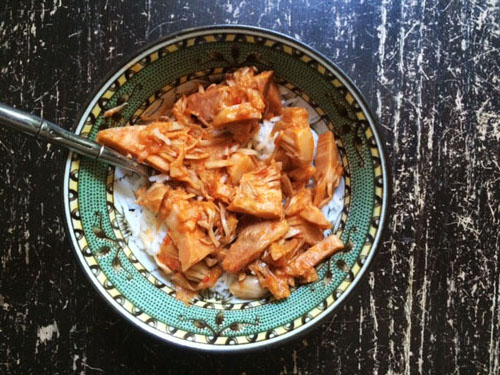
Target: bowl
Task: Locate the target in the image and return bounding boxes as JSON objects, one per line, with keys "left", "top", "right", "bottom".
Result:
{"left": 62, "top": 25, "right": 388, "bottom": 351}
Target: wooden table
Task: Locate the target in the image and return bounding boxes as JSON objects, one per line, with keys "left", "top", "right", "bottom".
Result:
{"left": 1, "top": 1, "right": 499, "bottom": 373}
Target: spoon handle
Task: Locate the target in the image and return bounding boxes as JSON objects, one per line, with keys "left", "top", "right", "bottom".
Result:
{"left": 0, "top": 102, "right": 149, "bottom": 178}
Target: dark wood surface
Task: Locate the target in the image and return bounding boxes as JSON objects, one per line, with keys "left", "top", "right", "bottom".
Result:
{"left": 1, "top": 1, "right": 500, "bottom": 373}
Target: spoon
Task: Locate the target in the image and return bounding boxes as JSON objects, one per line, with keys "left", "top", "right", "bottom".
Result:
{"left": 0, "top": 102, "right": 150, "bottom": 179}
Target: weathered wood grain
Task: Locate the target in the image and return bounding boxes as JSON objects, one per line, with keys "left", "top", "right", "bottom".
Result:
{"left": 0, "top": 0, "right": 499, "bottom": 373}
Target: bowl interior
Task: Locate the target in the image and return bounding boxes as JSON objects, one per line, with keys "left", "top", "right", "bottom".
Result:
{"left": 63, "top": 27, "right": 386, "bottom": 350}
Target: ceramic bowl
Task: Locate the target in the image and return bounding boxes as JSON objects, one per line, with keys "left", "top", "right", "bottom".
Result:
{"left": 62, "top": 25, "right": 388, "bottom": 351}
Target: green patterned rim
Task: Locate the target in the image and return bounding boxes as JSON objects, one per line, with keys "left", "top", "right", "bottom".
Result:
{"left": 62, "top": 25, "right": 388, "bottom": 351}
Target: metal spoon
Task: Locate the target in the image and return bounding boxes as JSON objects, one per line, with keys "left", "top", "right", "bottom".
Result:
{"left": 0, "top": 102, "right": 150, "bottom": 178}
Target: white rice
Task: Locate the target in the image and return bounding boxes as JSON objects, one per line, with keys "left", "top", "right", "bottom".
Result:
{"left": 249, "top": 116, "right": 280, "bottom": 160}
{"left": 148, "top": 173, "right": 170, "bottom": 183}
{"left": 114, "top": 168, "right": 167, "bottom": 258}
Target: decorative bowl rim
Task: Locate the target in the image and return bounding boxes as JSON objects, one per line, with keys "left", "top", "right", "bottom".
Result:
{"left": 61, "top": 24, "right": 389, "bottom": 352}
